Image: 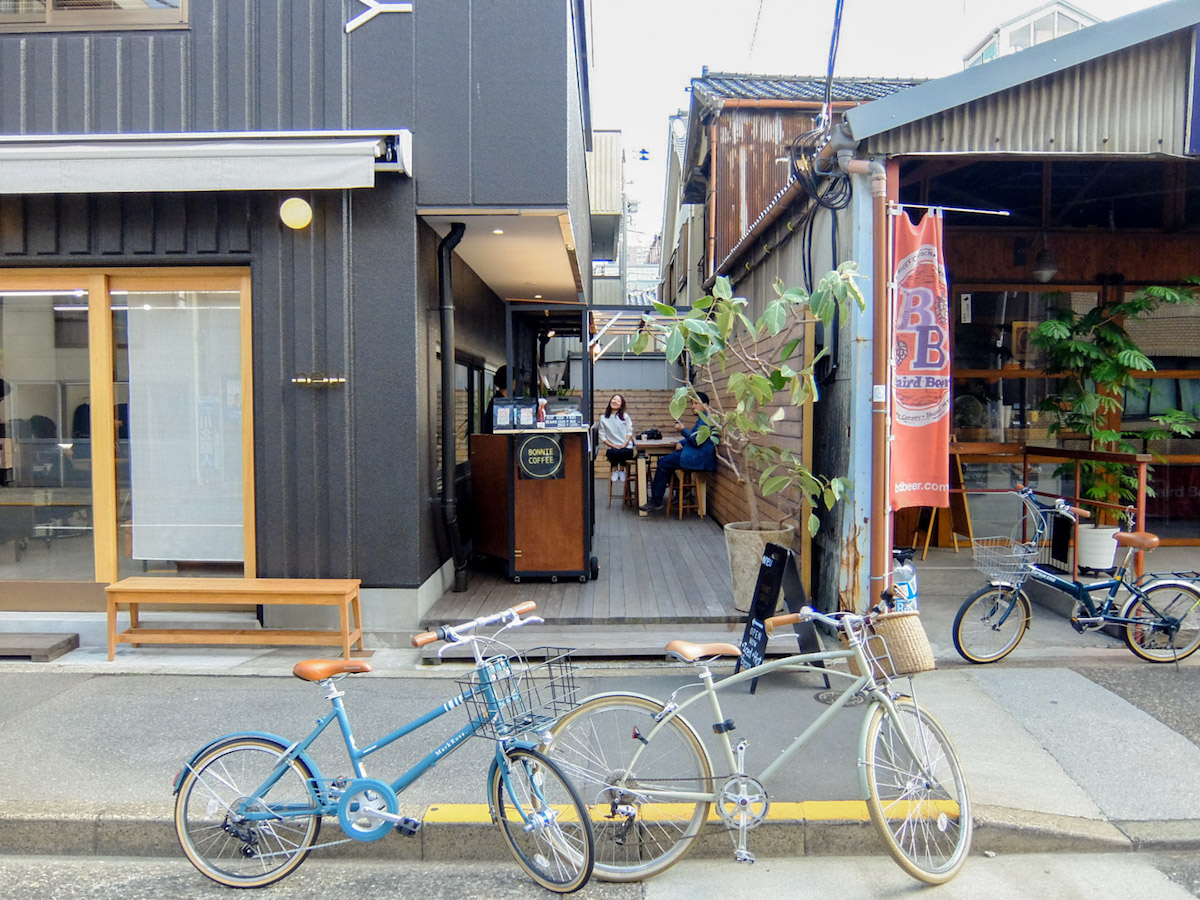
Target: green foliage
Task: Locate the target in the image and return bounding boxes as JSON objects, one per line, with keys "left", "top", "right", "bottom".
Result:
{"left": 1031, "top": 283, "right": 1199, "bottom": 511}
{"left": 638, "top": 263, "right": 865, "bottom": 531}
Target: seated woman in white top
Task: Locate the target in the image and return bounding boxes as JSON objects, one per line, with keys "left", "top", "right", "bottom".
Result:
{"left": 597, "top": 393, "right": 635, "bottom": 476}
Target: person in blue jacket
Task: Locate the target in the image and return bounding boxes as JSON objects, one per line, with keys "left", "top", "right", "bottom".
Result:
{"left": 640, "top": 391, "right": 717, "bottom": 512}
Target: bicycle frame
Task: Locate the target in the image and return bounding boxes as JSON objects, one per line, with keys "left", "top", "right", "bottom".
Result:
{"left": 618, "top": 638, "right": 926, "bottom": 806}
{"left": 234, "top": 660, "right": 530, "bottom": 824}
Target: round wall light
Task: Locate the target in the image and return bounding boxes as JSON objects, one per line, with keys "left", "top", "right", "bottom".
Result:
{"left": 280, "top": 197, "right": 313, "bottom": 230}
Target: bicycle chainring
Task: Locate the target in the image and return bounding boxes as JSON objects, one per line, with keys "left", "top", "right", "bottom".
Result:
{"left": 716, "top": 775, "right": 769, "bottom": 830}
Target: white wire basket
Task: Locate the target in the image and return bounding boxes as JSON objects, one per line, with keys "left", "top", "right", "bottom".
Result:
{"left": 972, "top": 492, "right": 1047, "bottom": 586}
{"left": 458, "top": 647, "right": 578, "bottom": 740}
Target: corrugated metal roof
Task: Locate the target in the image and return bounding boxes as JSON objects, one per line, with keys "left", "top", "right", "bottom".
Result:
{"left": 866, "top": 33, "right": 1191, "bottom": 156}
{"left": 844, "top": 0, "right": 1200, "bottom": 142}
{"left": 692, "top": 72, "right": 922, "bottom": 108}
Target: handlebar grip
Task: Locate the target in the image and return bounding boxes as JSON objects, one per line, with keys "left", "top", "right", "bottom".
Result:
{"left": 1070, "top": 506, "right": 1091, "bottom": 519}
{"left": 764, "top": 612, "right": 801, "bottom": 635}
{"left": 411, "top": 631, "right": 440, "bottom": 648}
{"left": 511, "top": 601, "right": 537, "bottom": 616}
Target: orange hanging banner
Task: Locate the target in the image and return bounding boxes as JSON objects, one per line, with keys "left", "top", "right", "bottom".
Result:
{"left": 890, "top": 208, "right": 950, "bottom": 511}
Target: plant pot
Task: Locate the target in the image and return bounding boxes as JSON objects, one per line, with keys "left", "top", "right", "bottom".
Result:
{"left": 724, "top": 521, "right": 796, "bottom": 613}
{"left": 1075, "top": 524, "right": 1119, "bottom": 571}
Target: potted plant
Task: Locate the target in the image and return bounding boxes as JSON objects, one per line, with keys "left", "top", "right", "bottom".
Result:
{"left": 632, "top": 264, "right": 865, "bottom": 610}
{"left": 1032, "top": 282, "right": 1198, "bottom": 569}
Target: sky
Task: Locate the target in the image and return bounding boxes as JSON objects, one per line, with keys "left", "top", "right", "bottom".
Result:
{"left": 588, "top": 0, "right": 1169, "bottom": 251}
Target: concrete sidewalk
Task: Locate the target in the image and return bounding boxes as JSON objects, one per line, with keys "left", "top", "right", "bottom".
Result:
{"left": 0, "top": 545, "right": 1198, "bottom": 867}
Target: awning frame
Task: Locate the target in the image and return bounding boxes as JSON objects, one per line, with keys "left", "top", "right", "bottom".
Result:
{"left": 0, "top": 129, "right": 412, "bottom": 194}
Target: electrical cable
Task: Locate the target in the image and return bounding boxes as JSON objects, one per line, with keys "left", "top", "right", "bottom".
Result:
{"left": 788, "top": 0, "right": 851, "bottom": 212}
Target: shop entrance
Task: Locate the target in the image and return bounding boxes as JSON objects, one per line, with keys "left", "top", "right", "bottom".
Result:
{"left": 0, "top": 269, "right": 254, "bottom": 610}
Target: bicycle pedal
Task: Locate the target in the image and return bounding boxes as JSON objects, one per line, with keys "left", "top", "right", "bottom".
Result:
{"left": 1070, "top": 616, "right": 1103, "bottom": 633}
{"left": 735, "top": 850, "right": 756, "bottom": 863}
{"left": 394, "top": 817, "right": 421, "bottom": 837}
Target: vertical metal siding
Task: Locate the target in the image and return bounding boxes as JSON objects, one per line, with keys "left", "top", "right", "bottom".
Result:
{"left": 867, "top": 34, "right": 1191, "bottom": 156}
{"left": 0, "top": 0, "right": 358, "bottom": 136}
{"left": 588, "top": 131, "right": 623, "bottom": 215}
{"left": 713, "top": 109, "right": 817, "bottom": 266}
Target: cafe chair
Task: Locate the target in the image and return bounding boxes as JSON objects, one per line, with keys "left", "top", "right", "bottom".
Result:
{"left": 668, "top": 469, "right": 707, "bottom": 519}
{"left": 608, "top": 461, "right": 635, "bottom": 508}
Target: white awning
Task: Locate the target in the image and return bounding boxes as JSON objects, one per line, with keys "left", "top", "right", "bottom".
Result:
{"left": 0, "top": 130, "right": 412, "bottom": 194}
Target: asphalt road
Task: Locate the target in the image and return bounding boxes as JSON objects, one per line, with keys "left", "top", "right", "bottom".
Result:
{"left": 0, "top": 853, "right": 1195, "bottom": 899}
{"left": 1071, "top": 665, "right": 1200, "bottom": 750}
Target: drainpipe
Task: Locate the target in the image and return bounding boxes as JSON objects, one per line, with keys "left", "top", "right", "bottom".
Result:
{"left": 839, "top": 153, "right": 891, "bottom": 608}
{"left": 438, "top": 222, "right": 469, "bottom": 592}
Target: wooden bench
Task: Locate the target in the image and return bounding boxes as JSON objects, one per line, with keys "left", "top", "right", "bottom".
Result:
{"left": 105, "top": 577, "right": 364, "bottom": 661}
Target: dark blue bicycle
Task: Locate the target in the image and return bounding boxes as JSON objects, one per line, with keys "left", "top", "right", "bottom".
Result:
{"left": 172, "top": 602, "right": 594, "bottom": 891}
{"left": 953, "top": 487, "right": 1200, "bottom": 664}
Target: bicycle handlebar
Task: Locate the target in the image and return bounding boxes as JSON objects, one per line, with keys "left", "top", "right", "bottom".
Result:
{"left": 1015, "top": 484, "right": 1090, "bottom": 523}
{"left": 410, "top": 601, "right": 538, "bottom": 648}
{"left": 764, "top": 605, "right": 866, "bottom": 635}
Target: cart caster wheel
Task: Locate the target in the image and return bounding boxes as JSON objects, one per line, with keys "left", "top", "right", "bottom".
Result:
{"left": 579, "top": 575, "right": 587, "bottom": 583}
{"left": 589, "top": 556, "right": 600, "bottom": 581}
{"left": 551, "top": 575, "right": 558, "bottom": 584}
{"left": 512, "top": 576, "right": 521, "bottom": 584}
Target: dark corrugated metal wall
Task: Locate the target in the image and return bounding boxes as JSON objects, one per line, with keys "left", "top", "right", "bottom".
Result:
{"left": 0, "top": 0, "right": 581, "bottom": 592}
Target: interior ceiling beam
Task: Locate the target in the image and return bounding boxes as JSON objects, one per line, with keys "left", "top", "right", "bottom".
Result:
{"left": 1051, "top": 161, "right": 1112, "bottom": 227}
{"left": 898, "top": 158, "right": 978, "bottom": 189}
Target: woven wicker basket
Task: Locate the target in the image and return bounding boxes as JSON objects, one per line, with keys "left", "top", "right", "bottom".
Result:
{"left": 841, "top": 611, "right": 935, "bottom": 679}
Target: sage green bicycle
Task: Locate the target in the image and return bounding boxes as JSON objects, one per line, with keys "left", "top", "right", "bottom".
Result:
{"left": 545, "top": 606, "right": 971, "bottom": 885}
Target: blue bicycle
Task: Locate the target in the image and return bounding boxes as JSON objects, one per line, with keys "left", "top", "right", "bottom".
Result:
{"left": 173, "top": 602, "right": 594, "bottom": 891}
{"left": 953, "top": 488, "right": 1200, "bottom": 664}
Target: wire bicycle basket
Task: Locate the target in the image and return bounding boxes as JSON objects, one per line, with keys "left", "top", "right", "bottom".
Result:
{"left": 840, "top": 612, "right": 936, "bottom": 679}
{"left": 972, "top": 492, "right": 1047, "bottom": 587}
{"left": 458, "top": 647, "right": 578, "bottom": 740}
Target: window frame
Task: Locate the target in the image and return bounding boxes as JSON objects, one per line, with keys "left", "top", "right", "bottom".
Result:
{"left": 0, "top": 0, "right": 187, "bottom": 33}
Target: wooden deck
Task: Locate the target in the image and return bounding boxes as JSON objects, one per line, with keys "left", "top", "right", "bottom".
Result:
{"left": 420, "top": 478, "right": 746, "bottom": 658}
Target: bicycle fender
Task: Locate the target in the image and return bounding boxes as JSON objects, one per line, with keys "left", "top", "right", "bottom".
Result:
{"left": 570, "top": 689, "right": 668, "bottom": 707}
{"left": 172, "top": 731, "right": 325, "bottom": 795}
{"left": 1121, "top": 579, "right": 1200, "bottom": 616}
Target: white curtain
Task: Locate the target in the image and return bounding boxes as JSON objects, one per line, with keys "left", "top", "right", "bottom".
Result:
{"left": 126, "top": 292, "right": 243, "bottom": 561}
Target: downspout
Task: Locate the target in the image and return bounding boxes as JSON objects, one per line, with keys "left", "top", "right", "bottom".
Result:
{"left": 839, "top": 153, "right": 890, "bottom": 608}
{"left": 438, "top": 222, "right": 469, "bottom": 592}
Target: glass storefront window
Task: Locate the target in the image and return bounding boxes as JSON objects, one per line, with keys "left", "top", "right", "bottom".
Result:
{"left": 0, "top": 288, "right": 95, "bottom": 580}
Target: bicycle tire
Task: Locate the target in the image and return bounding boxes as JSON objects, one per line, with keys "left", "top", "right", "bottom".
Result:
{"left": 1121, "top": 580, "right": 1200, "bottom": 663}
{"left": 174, "top": 736, "right": 322, "bottom": 888}
{"left": 952, "top": 584, "right": 1030, "bottom": 664}
{"left": 491, "top": 747, "right": 594, "bottom": 893}
{"left": 544, "top": 693, "right": 713, "bottom": 883}
{"left": 863, "top": 698, "right": 972, "bottom": 884}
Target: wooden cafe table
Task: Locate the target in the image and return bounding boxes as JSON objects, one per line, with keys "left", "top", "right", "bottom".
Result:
{"left": 634, "top": 438, "right": 682, "bottom": 517}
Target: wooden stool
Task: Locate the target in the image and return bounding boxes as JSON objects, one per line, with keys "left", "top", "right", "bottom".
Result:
{"left": 607, "top": 461, "right": 626, "bottom": 507}
{"left": 669, "top": 469, "right": 706, "bottom": 519}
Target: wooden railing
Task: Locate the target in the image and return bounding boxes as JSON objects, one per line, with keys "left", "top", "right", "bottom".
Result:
{"left": 951, "top": 442, "right": 1153, "bottom": 579}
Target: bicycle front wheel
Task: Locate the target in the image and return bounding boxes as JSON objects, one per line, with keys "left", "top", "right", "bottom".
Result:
{"left": 492, "top": 747, "right": 594, "bottom": 893}
{"left": 544, "top": 694, "right": 713, "bottom": 883}
{"left": 1122, "top": 581, "right": 1200, "bottom": 662}
{"left": 952, "top": 584, "right": 1030, "bottom": 663}
{"left": 863, "top": 698, "right": 971, "bottom": 884}
{"left": 174, "top": 737, "right": 322, "bottom": 888}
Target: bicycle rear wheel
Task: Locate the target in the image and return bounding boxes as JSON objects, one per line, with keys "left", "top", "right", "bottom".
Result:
{"left": 952, "top": 584, "right": 1030, "bottom": 663}
{"left": 491, "top": 747, "right": 594, "bottom": 893}
{"left": 1122, "top": 581, "right": 1200, "bottom": 662}
{"left": 863, "top": 698, "right": 971, "bottom": 884}
{"left": 544, "top": 694, "right": 713, "bottom": 883}
{"left": 174, "top": 737, "right": 321, "bottom": 888}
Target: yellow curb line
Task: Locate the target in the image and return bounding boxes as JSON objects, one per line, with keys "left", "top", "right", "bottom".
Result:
{"left": 420, "top": 800, "right": 873, "bottom": 824}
